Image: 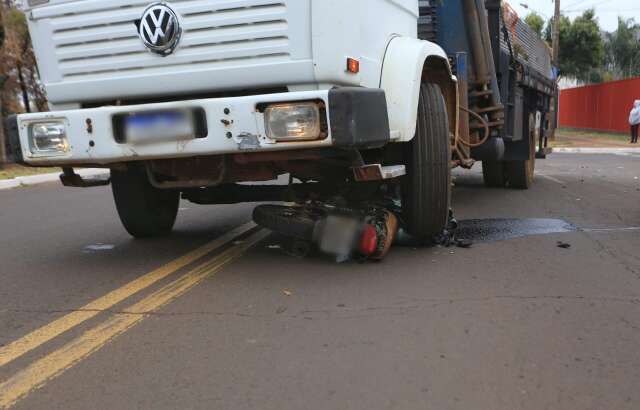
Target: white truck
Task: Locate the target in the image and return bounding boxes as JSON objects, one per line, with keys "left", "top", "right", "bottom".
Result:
{"left": 9, "top": 0, "right": 554, "bottom": 240}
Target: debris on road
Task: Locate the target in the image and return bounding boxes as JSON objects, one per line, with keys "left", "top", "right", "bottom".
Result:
{"left": 432, "top": 212, "right": 474, "bottom": 249}
{"left": 83, "top": 244, "right": 116, "bottom": 253}
{"left": 557, "top": 241, "right": 572, "bottom": 249}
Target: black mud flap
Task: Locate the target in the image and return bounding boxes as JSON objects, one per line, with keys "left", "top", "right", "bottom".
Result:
{"left": 328, "top": 88, "right": 390, "bottom": 149}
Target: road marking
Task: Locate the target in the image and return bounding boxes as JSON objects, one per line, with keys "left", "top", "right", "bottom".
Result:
{"left": 538, "top": 174, "right": 565, "bottom": 185}
{"left": 583, "top": 227, "right": 640, "bottom": 233}
{"left": 0, "top": 228, "right": 270, "bottom": 408}
{"left": 0, "top": 222, "right": 256, "bottom": 369}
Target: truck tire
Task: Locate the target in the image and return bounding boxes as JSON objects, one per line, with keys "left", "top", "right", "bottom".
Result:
{"left": 505, "top": 113, "right": 536, "bottom": 189}
{"left": 402, "top": 83, "right": 451, "bottom": 241}
{"left": 111, "top": 165, "right": 180, "bottom": 238}
{"left": 482, "top": 161, "right": 506, "bottom": 187}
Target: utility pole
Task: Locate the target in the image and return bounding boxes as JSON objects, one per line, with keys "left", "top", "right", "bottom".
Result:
{"left": 552, "top": 0, "right": 561, "bottom": 64}
{"left": 549, "top": 0, "right": 561, "bottom": 142}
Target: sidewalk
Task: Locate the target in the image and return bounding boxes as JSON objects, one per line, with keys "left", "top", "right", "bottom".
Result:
{"left": 0, "top": 169, "right": 109, "bottom": 191}
{"left": 553, "top": 147, "right": 640, "bottom": 154}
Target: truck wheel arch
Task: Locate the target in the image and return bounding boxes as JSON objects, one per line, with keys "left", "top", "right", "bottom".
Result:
{"left": 380, "top": 36, "right": 458, "bottom": 143}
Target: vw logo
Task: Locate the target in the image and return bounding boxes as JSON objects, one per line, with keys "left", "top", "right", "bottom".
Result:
{"left": 136, "top": 3, "right": 182, "bottom": 56}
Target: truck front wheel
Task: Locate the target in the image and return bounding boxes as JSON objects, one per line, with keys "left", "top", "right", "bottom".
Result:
{"left": 111, "top": 166, "right": 180, "bottom": 238}
{"left": 402, "top": 83, "right": 452, "bottom": 241}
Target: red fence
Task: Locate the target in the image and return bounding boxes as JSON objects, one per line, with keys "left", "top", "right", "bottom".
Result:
{"left": 559, "top": 77, "right": 640, "bottom": 133}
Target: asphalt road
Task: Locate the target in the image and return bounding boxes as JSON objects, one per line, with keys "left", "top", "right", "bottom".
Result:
{"left": 1, "top": 153, "right": 639, "bottom": 410}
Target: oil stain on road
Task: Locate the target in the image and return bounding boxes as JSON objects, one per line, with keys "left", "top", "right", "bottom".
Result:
{"left": 455, "top": 218, "right": 576, "bottom": 242}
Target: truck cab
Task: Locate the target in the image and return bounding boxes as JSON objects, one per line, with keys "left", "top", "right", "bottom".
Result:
{"left": 10, "top": 0, "right": 458, "bottom": 240}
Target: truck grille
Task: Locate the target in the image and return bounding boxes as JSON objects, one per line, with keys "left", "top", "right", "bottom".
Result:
{"left": 45, "top": 0, "right": 290, "bottom": 81}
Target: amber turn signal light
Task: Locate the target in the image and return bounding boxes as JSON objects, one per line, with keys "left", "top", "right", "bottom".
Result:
{"left": 347, "top": 58, "right": 360, "bottom": 74}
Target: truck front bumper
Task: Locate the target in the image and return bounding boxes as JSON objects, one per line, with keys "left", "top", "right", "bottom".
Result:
{"left": 12, "top": 88, "right": 390, "bottom": 166}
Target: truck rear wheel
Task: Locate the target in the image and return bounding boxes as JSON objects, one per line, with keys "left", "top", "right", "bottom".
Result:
{"left": 504, "top": 113, "right": 536, "bottom": 189}
{"left": 111, "top": 165, "right": 180, "bottom": 238}
{"left": 402, "top": 83, "right": 452, "bottom": 241}
{"left": 482, "top": 161, "right": 506, "bottom": 187}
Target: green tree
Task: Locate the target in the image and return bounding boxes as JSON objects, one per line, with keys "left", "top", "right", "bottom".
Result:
{"left": 0, "top": 1, "right": 48, "bottom": 166}
{"left": 605, "top": 18, "right": 640, "bottom": 79}
{"left": 525, "top": 12, "right": 545, "bottom": 37}
{"left": 3, "top": 6, "right": 46, "bottom": 113}
{"left": 546, "top": 10, "right": 604, "bottom": 82}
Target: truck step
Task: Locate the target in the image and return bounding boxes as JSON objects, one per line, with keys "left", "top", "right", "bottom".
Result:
{"left": 60, "top": 168, "right": 111, "bottom": 188}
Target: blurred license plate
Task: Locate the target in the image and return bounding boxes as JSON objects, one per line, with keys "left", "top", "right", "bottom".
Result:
{"left": 125, "top": 110, "right": 195, "bottom": 144}
{"left": 318, "top": 215, "right": 361, "bottom": 256}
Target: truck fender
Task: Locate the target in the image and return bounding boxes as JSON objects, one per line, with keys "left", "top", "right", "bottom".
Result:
{"left": 380, "top": 36, "right": 459, "bottom": 143}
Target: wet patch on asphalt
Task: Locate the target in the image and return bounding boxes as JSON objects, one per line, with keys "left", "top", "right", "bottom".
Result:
{"left": 395, "top": 218, "right": 577, "bottom": 247}
{"left": 453, "top": 218, "right": 576, "bottom": 243}
{"left": 263, "top": 218, "right": 578, "bottom": 257}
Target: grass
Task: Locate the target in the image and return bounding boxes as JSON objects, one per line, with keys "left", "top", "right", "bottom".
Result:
{"left": 552, "top": 128, "right": 632, "bottom": 147}
{"left": 557, "top": 128, "right": 629, "bottom": 141}
{"left": 0, "top": 164, "right": 61, "bottom": 180}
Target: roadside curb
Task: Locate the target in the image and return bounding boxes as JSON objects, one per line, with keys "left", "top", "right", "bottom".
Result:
{"left": 553, "top": 147, "right": 640, "bottom": 154}
{"left": 0, "top": 169, "right": 109, "bottom": 191}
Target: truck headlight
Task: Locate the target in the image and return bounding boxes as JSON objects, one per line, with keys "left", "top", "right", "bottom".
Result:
{"left": 264, "top": 102, "right": 323, "bottom": 141}
{"left": 29, "top": 122, "right": 69, "bottom": 155}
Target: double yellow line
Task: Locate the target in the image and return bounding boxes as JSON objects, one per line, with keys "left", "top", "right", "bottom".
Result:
{"left": 0, "top": 223, "right": 269, "bottom": 408}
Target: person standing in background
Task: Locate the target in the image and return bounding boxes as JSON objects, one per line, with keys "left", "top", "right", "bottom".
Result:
{"left": 630, "top": 100, "right": 640, "bottom": 144}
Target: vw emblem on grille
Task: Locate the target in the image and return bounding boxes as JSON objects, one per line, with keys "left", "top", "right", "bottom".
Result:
{"left": 135, "top": 2, "right": 182, "bottom": 56}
